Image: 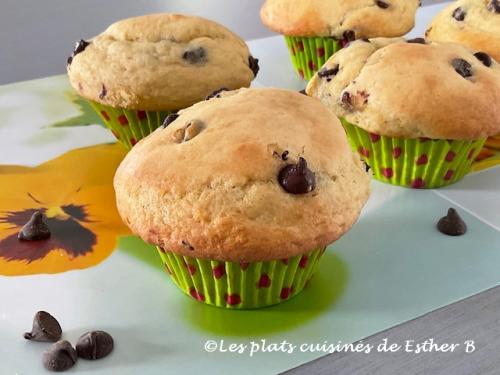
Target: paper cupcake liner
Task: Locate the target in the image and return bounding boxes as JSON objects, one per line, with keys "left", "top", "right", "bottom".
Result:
{"left": 284, "top": 36, "right": 342, "bottom": 80}
{"left": 156, "top": 247, "right": 325, "bottom": 309}
{"left": 341, "top": 119, "right": 486, "bottom": 189}
{"left": 89, "top": 101, "right": 173, "bottom": 150}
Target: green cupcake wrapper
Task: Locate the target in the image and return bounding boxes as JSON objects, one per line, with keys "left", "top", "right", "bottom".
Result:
{"left": 341, "top": 118, "right": 486, "bottom": 189}
{"left": 89, "top": 101, "right": 173, "bottom": 150}
{"left": 284, "top": 36, "right": 342, "bottom": 80}
{"left": 156, "top": 247, "right": 325, "bottom": 309}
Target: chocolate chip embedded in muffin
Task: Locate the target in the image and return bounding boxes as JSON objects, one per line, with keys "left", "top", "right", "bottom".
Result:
{"left": 452, "top": 7, "right": 466, "bottom": 21}
{"left": 341, "top": 92, "right": 353, "bottom": 110}
{"left": 376, "top": 1, "right": 390, "bottom": 9}
{"left": 487, "top": 0, "right": 500, "bottom": 13}
{"left": 67, "top": 39, "right": 90, "bottom": 66}
{"left": 437, "top": 208, "right": 467, "bottom": 236}
{"left": 43, "top": 341, "right": 78, "bottom": 372}
{"left": 206, "top": 88, "right": 229, "bottom": 100}
{"left": 162, "top": 113, "right": 179, "bottom": 128}
{"left": 451, "top": 58, "right": 473, "bottom": 78}
{"left": 181, "top": 240, "right": 195, "bottom": 250}
{"left": 407, "top": 37, "right": 426, "bottom": 44}
{"left": 182, "top": 47, "right": 207, "bottom": 64}
{"left": 278, "top": 157, "right": 316, "bottom": 195}
{"left": 318, "top": 65, "right": 340, "bottom": 82}
{"left": 24, "top": 311, "right": 62, "bottom": 342}
{"left": 474, "top": 52, "right": 493, "bottom": 67}
{"left": 343, "top": 30, "right": 356, "bottom": 43}
{"left": 99, "top": 85, "right": 107, "bottom": 100}
{"left": 18, "top": 211, "right": 50, "bottom": 241}
{"left": 281, "top": 150, "right": 289, "bottom": 161}
{"left": 76, "top": 331, "right": 114, "bottom": 360}
{"left": 248, "top": 55, "right": 260, "bottom": 77}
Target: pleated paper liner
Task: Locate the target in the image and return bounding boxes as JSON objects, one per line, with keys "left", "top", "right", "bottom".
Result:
{"left": 89, "top": 101, "right": 172, "bottom": 150}
{"left": 284, "top": 36, "right": 342, "bottom": 80}
{"left": 157, "top": 247, "right": 325, "bottom": 309}
{"left": 341, "top": 119, "right": 486, "bottom": 189}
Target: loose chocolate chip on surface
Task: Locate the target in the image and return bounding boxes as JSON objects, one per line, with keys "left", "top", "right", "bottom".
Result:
{"left": 318, "top": 65, "right": 339, "bottom": 82}
{"left": 452, "top": 7, "right": 466, "bottom": 21}
{"left": 278, "top": 157, "right": 316, "bottom": 195}
{"left": 182, "top": 47, "right": 207, "bottom": 64}
{"left": 487, "top": 0, "right": 500, "bottom": 13}
{"left": 437, "top": 208, "right": 467, "bottom": 236}
{"left": 18, "top": 211, "right": 50, "bottom": 241}
{"left": 24, "top": 311, "right": 62, "bottom": 342}
{"left": 376, "top": 1, "right": 390, "bottom": 9}
{"left": 162, "top": 113, "right": 179, "bottom": 128}
{"left": 343, "top": 30, "right": 356, "bottom": 42}
{"left": 474, "top": 52, "right": 492, "bottom": 67}
{"left": 206, "top": 88, "right": 229, "bottom": 100}
{"left": 76, "top": 331, "right": 114, "bottom": 360}
{"left": 407, "top": 37, "right": 426, "bottom": 44}
{"left": 248, "top": 55, "right": 260, "bottom": 77}
{"left": 99, "top": 85, "right": 107, "bottom": 100}
{"left": 43, "top": 341, "right": 77, "bottom": 372}
{"left": 451, "top": 58, "right": 473, "bottom": 78}
{"left": 341, "top": 91, "right": 353, "bottom": 110}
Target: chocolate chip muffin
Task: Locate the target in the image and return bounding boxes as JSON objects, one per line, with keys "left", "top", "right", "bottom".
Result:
{"left": 114, "top": 88, "right": 370, "bottom": 308}
{"left": 260, "top": 0, "right": 420, "bottom": 79}
{"left": 307, "top": 38, "right": 500, "bottom": 188}
{"left": 426, "top": 0, "right": 500, "bottom": 63}
{"left": 67, "top": 13, "right": 259, "bottom": 149}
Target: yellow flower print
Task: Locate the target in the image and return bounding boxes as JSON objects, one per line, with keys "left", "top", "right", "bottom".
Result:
{"left": 0, "top": 143, "right": 130, "bottom": 276}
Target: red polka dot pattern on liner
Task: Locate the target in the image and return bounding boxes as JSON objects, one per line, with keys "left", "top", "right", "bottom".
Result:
{"left": 308, "top": 60, "right": 316, "bottom": 71}
{"left": 296, "top": 41, "right": 304, "bottom": 52}
{"left": 411, "top": 178, "right": 426, "bottom": 189}
{"left": 257, "top": 274, "right": 271, "bottom": 288}
{"left": 369, "top": 133, "right": 380, "bottom": 142}
{"left": 416, "top": 154, "right": 428, "bottom": 166}
{"left": 118, "top": 115, "right": 129, "bottom": 126}
{"left": 381, "top": 168, "right": 393, "bottom": 178}
{"left": 280, "top": 287, "right": 294, "bottom": 300}
{"left": 212, "top": 263, "right": 225, "bottom": 279}
{"left": 225, "top": 293, "right": 242, "bottom": 306}
{"left": 100, "top": 111, "right": 110, "bottom": 121}
{"left": 190, "top": 287, "right": 205, "bottom": 302}
{"left": 444, "top": 170, "right": 454, "bottom": 181}
{"left": 317, "top": 47, "right": 325, "bottom": 57}
{"left": 299, "top": 255, "right": 308, "bottom": 268}
{"left": 186, "top": 264, "right": 196, "bottom": 275}
{"left": 137, "top": 110, "right": 147, "bottom": 120}
{"left": 239, "top": 262, "right": 250, "bottom": 270}
{"left": 358, "top": 147, "right": 370, "bottom": 158}
{"left": 281, "top": 258, "right": 289, "bottom": 265}
{"left": 130, "top": 138, "right": 137, "bottom": 146}
{"left": 445, "top": 151, "right": 456, "bottom": 162}
{"left": 392, "top": 147, "right": 402, "bottom": 159}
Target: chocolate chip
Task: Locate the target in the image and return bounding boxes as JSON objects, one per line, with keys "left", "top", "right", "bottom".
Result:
{"left": 248, "top": 55, "right": 260, "bottom": 77}
{"left": 182, "top": 47, "right": 207, "bottom": 64}
{"left": 24, "top": 311, "right": 62, "bottom": 342}
{"left": 162, "top": 113, "right": 179, "bottom": 128}
{"left": 67, "top": 40, "right": 90, "bottom": 66}
{"left": 18, "top": 211, "right": 50, "bottom": 241}
{"left": 361, "top": 38, "right": 370, "bottom": 43}
{"left": 76, "top": 331, "right": 114, "bottom": 360}
{"left": 206, "top": 88, "right": 229, "bottom": 100}
{"left": 451, "top": 58, "right": 473, "bottom": 78}
{"left": 364, "top": 162, "right": 371, "bottom": 172}
{"left": 341, "top": 91, "right": 353, "bottom": 110}
{"left": 376, "top": 1, "right": 390, "bottom": 9}
{"left": 318, "top": 65, "right": 339, "bottom": 82}
{"left": 407, "top": 37, "right": 426, "bottom": 44}
{"left": 298, "top": 89, "right": 307, "bottom": 95}
{"left": 474, "top": 52, "right": 492, "bottom": 67}
{"left": 43, "top": 341, "right": 77, "bottom": 372}
{"left": 281, "top": 150, "right": 289, "bottom": 161}
{"left": 181, "top": 240, "right": 194, "bottom": 251}
{"left": 278, "top": 157, "right": 316, "bottom": 195}
{"left": 487, "top": 0, "right": 500, "bottom": 13}
{"left": 452, "top": 7, "right": 466, "bottom": 21}
{"left": 99, "top": 84, "right": 107, "bottom": 100}
{"left": 343, "top": 30, "right": 356, "bottom": 42}
{"left": 437, "top": 208, "right": 467, "bottom": 236}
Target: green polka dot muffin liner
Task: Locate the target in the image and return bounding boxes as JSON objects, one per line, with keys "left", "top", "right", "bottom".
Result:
{"left": 284, "top": 36, "right": 343, "bottom": 80}
{"left": 157, "top": 247, "right": 325, "bottom": 309}
{"left": 89, "top": 101, "right": 173, "bottom": 150}
{"left": 341, "top": 119, "right": 486, "bottom": 189}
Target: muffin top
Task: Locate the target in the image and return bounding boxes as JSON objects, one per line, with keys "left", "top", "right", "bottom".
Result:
{"left": 67, "top": 14, "right": 258, "bottom": 111}
{"left": 114, "top": 88, "right": 370, "bottom": 262}
{"left": 426, "top": 0, "right": 500, "bottom": 62}
{"left": 306, "top": 38, "right": 500, "bottom": 139}
{"left": 260, "top": 0, "right": 419, "bottom": 38}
